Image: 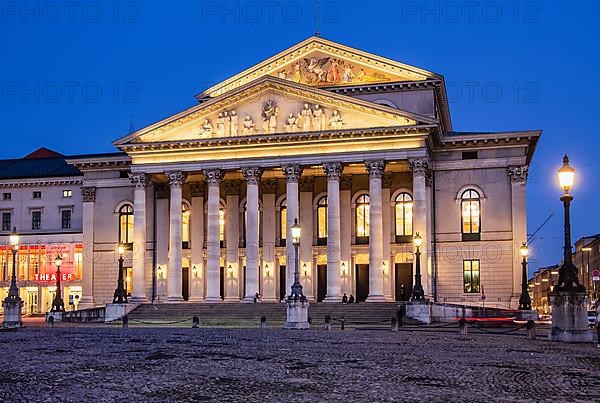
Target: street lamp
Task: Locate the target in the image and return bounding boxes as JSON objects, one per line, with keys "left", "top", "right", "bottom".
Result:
{"left": 113, "top": 244, "right": 127, "bottom": 303}
{"left": 289, "top": 218, "right": 304, "bottom": 300}
{"left": 555, "top": 155, "right": 585, "bottom": 292}
{"left": 411, "top": 232, "right": 425, "bottom": 301}
{"left": 50, "top": 255, "right": 65, "bottom": 312}
{"left": 7, "top": 227, "right": 20, "bottom": 300}
{"left": 518, "top": 243, "right": 532, "bottom": 310}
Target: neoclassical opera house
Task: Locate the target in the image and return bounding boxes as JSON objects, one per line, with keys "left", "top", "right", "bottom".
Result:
{"left": 68, "top": 37, "right": 540, "bottom": 309}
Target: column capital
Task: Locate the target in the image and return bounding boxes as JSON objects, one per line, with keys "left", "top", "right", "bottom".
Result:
{"left": 81, "top": 186, "right": 96, "bottom": 202}
{"left": 166, "top": 171, "right": 187, "bottom": 187}
{"left": 508, "top": 165, "right": 528, "bottom": 184}
{"left": 365, "top": 160, "right": 385, "bottom": 178}
{"left": 241, "top": 167, "right": 263, "bottom": 185}
{"left": 409, "top": 159, "right": 430, "bottom": 177}
{"left": 190, "top": 182, "right": 205, "bottom": 197}
{"left": 282, "top": 164, "right": 303, "bottom": 183}
{"left": 203, "top": 169, "right": 223, "bottom": 185}
{"left": 323, "top": 162, "right": 343, "bottom": 181}
{"left": 129, "top": 173, "right": 147, "bottom": 188}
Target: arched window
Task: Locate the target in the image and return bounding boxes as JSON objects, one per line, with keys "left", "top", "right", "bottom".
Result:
{"left": 356, "top": 194, "right": 370, "bottom": 244}
{"left": 118, "top": 204, "right": 134, "bottom": 246}
{"left": 461, "top": 189, "right": 481, "bottom": 241}
{"left": 219, "top": 205, "right": 225, "bottom": 248}
{"left": 317, "top": 196, "right": 328, "bottom": 245}
{"left": 394, "top": 192, "right": 413, "bottom": 241}
{"left": 279, "top": 199, "right": 287, "bottom": 246}
{"left": 182, "top": 203, "right": 190, "bottom": 249}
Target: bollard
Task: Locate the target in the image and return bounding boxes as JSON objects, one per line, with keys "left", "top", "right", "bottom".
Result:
{"left": 324, "top": 315, "right": 332, "bottom": 331}
{"left": 260, "top": 315, "right": 267, "bottom": 329}
{"left": 396, "top": 308, "right": 404, "bottom": 328}
{"left": 48, "top": 315, "right": 55, "bottom": 328}
{"left": 122, "top": 314, "right": 129, "bottom": 329}
{"left": 391, "top": 317, "right": 398, "bottom": 332}
{"left": 459, "top": 318, "right": 467, "bottom": 337}
{"left": 526, "top": 320, "right": 536, "bottom": 340}
{"left": 192, "top": 316, "right": 200, "bottom": 328}
{"left": 340, "top": 315, "right": 345, "bottom": 331}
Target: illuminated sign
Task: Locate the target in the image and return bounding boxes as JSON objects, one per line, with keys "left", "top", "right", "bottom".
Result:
{"left": 34, "top": 273, "right": 74, "bottom": 282}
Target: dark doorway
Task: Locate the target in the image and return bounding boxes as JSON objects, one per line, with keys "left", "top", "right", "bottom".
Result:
{"left": 356, "top": 264, "right": 369, "bottom": 302}
{"left": 279, "top": 265, "right": 286, "bottom": 301}
{"left": 317, "top": 264, "right": 327, "bottom": 302}
{"left": 182, "top": 267, "right": 189, "bottom": 301}
{"left": 395, "top": 263, "right": 413, "bottom": 301}
{"left": 219, "top": 266, "right": 224, "bottom": 300}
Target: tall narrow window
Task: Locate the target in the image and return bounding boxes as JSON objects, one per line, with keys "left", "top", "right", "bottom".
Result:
{"left": 61, "top": 210, "right": 72, "bottom": 229}
{"left": 219, "top": 206, "right": 225, "bottom": 248}
{"left": 317, "top": 196, "right": 327, "bottom": 245}
{"left": 463, "top": 259, "right": 480, "bottom": 293}
{"left": 461, "top": 189, "right": 481, "bottom": 241}
{"left": 356, "top": 194, "right": 370, "bottom": 244}
{"left": 182, "top": 204, "right": 190, "bottom": 249}
{"left": 394, "top": 192, "right": 413, "bottom": 241}
{"left": 1, "top": 212, "right": 11, "bottom": 231}
{"left": 31, "top": 211, "right": 42, "bottom": 230}
{"left": 119, "top": 204, "right": 134, "bottom": 246}
{"left": 279, "top": 199, "right": 287, "bottom": 246}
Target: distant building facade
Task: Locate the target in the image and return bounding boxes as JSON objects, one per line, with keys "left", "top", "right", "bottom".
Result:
{"left": 528, "top": 265, "right": 559, "bottom": 315}
{"left": 1, "top": 37, "right": 541, "bottom": 311}
{"left": 573, "top": 235, "right": 600, "bottom": 307}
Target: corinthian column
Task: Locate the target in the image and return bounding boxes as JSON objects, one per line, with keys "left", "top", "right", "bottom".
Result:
{"left": 365, "top": 160, "right": 386, "bottom": 302}
{"left": 130, "top": 174, "right": 148, "bottom": 302}
{"left": 323, "top": 162, "right": 342, "bottom": 302}
{"left": 204, "top": 169, "right": 223, "bottom": 302}
{"left": 166, "top": 171, "right": 186, "bottom": 302}
{"left": 242, "top": 167, "right": 262, "bottom": 301}
{"left": 282, "top": 164, "right": 302, "bottom": 295}
{"left": 410, "top": 159, "right": 429, "bottom": 297}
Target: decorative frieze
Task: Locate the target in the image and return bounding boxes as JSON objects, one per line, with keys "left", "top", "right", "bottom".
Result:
{"left": 166, "top": 171, "right": 187, "bottom": 187}
{"left": 241, "top": 167, "right": 263, "bottom": 185}
{"left": 323, "top": 162, "right": 343, "bottom": 181}
{"left": 260, "top": 179, "right": 278, "bottom": 194}
{"left": 282, "top": 164, "right": 303, "bottom": 183}
{"left": 190, "top": 183, "right": 205, "bottom": 198}
{"left": 409, "top": 159, "right": 429, "bottom": 177}
{"left": 81, "top": 186, "right": 96, "bottom": 202}
{"left": 203, "top": 169, "right": 223, "bottom": 185}
{"left": 508, "top": 166, "right": 528, "bottom": 184}
{"left": 365, "top": 160, "right": 385, "bottom": 178}
{"left": 129, "top": 173, "right": 147, "bottom": 188}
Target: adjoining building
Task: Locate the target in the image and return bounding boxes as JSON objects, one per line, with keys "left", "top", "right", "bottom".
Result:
{"left": 1, "top": 37, "right": 541, "bottom": 310}
{"left": 573, "top": 235, "right": 600, "bottom": 307}
{"left": 528, "top": 265, "right": 559, "bottom": 315}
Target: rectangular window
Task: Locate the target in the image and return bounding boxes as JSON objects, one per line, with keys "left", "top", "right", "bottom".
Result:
{"left": 462, "top": 151, "right": 478, "bottom": 160}
{"left": 2, "top": 193, "right": 11, "bottom": 200}
{"left": 62, "top": 189, "right": 72, "bottom": 198}
{"left": 1, "top": 212, "right": 11, "bottom": 231}
{"left": 32, "top": 211, "right": 41, "bottom": 230}
{"left": 463, "top": 259, "right": 480, "bottom": 293}
{"left": 32, "top": 191, "right": 41, "bottom": 199}
{"left": 61, "top": 210, "right": 72, "bottom": 229}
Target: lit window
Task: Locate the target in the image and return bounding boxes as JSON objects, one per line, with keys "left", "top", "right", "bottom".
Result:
{"left": 279, "top": 199, "right": 287, "bottom": 246}
{"left": 356, "top": 194, "right": 370, "bottom": 243}
{"left": 394, "top": 192, "right": 413, "bottom": 239}
{"left": 461, "top": 189, "right": 480, "bottom": 241}
{"left": 463, "top": 259, "right": 480, "bottom": 293}
{"left": 219, "top": 206, "right": 225, "bottom": 247}
{"left": 63, "top": 189, "right": 72, "bottom": 198}
{"left": 317, "top": 196, "right": 327, "bottom": 245}
{"left": 119, "top": 204, "right": 134, "bottom": 245}
{"left": 182, "top": 204, "right": 190, "bottom": 249}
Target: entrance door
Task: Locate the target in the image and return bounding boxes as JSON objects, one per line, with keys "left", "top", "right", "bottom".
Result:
{"left": 395, "top": 263, "right": 413, "bottom": 301}
{"left": 27, "top": 291, "right": 38, "bottom": 314}
{"left": 279, "top": 265, "right": 286, "bottom": 301}
{"left": 219, "top": 266, "right": 225, "bottom": 300}
{"left": 317, "top": 264, "right": 327, "bottom": 302}
{"left": 182, "top": 267, "right": 189, "bottom": 301}
{"left": 356, "top": 264, "right": 369, "bottom": 302}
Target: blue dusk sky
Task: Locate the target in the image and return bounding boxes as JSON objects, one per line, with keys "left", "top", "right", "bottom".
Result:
{"left": 1, "top": 1, "right": 599, "bottom": 274}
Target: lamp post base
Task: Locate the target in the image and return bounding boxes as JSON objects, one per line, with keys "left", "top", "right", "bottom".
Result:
{"left": 2, "top": 297, "right": 23, "bottom": 329}
{"left": 549, "top": 291, "right": 593, "bottom": 343}
{"left": 284, "top": 299, "right": 310, "bottom": 329}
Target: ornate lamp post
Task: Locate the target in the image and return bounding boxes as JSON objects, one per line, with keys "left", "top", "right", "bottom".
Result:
{"left": 289, "top": 218, "right": 304, "bottom": 300}
{"left": 2, "top": 227, "right": 23, "bottom": 328}
{"left": 50, "top": 255, "right": 65, "bottom": 312}
{"left": 518, "top": 243, "right": 532, "bottom": 310}
{"left": 411, "top": 232, "right": 425, "bottom": 301}
{"left": 556, "top": 155, "right": 585, "bottom": 292}
{"left": 113, "top": 244, "right": 127, "bottom": 303}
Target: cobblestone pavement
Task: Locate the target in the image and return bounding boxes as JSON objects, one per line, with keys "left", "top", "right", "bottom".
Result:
{"left": 1, "top": 325, "right": 599, "bottom": 402}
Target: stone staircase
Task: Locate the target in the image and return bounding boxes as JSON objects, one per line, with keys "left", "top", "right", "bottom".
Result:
{"left": 126, "top": 302, "right": 402, "bottom": 328}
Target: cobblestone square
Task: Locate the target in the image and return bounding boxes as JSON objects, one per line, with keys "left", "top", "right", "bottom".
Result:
{"left": 1, "top": 325, "right": 599, "bottom": 402}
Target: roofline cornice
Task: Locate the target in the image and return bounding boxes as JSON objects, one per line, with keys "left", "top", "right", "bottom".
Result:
{"left": 0, "top": 176, "right": 83, "bottom": 188}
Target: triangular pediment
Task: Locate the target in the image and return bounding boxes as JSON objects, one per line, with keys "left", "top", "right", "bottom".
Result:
{"left": 197, "top": 36, "right": 440, "bottom": 99}
{"left": 114, "top": 77, "right": 435, "bottom": 146}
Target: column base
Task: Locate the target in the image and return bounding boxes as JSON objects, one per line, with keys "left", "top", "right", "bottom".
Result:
{"left": 323, "top": 295, "right": 342, "bottom": 303}
{"left": 224, "top": 296, "right": 240, "bottom": 302}
{"left": 204, "top": 296, "right": 222, "bottom": 303}
{"left": 78, "top": 296, "right": 95, "bottom": 309}
{"left": 188, "top": 297, "right": 204, "bottom": 303}
{"left": 165, "top": 296, "right": 184, "bottom": 303}
{"left": 365, "top": 294, "right": 387, "bottom": 302}
{"left": 242, "top": 296, "right": 258, "bottom": 303}
{"left": 129, "top": 296, "right": 149, "bottom": 304}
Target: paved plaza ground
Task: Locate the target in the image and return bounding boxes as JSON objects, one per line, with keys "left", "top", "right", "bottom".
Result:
{"left": 1, "top": 323, "right": 599, "bottom": 402}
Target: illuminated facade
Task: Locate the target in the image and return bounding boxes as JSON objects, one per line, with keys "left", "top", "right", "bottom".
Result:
{"left": 2, "top": 37, "right": 541, "bottom": 310}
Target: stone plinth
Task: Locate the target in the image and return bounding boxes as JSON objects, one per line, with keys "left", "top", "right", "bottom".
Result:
{"left": 2, "top": 297, "right": 23, "bottom": 328}
{"left": 406, "top": 300, "right": 432, "bottom": 324}
{"left": 549, "top": 292, "right": 593, "bottom": 343}
{"left": 284, "top": 300, "right": 310, "bottom": 329}
{"left": 105, "top": 303, "right": 139, "bottom": 323}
